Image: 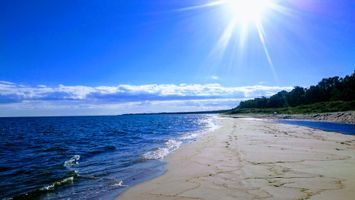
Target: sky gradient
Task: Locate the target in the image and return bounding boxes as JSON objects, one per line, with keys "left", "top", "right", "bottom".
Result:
{"left": 1, "top": 0, "right": 354, "bottom": 116}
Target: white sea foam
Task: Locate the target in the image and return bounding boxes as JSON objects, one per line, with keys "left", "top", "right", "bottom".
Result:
{"left": 64, "top": 155, "right": 80, "bottom": 168}
{"left": 180, "top": 132, "right": 199, "bottom": 140}
{"left": 142, "top": 115, "right": 220, "bottom": 160}
{"left": 165, "top": 139, "right": 182, "bottom": 151}
{"left": 143, "top": 148, "right": 169, "bottom": 160}
{"left": 40, "top": 176, "right": 74, "bottom": 191}
{"left": 181, "top": 115, "right": 220, "bottom": 141}
{"left": 143, "top": 139, "right": 182, "bottom": 160}
{"left": 204, "top": 115, "right": 221, "bottom": 132}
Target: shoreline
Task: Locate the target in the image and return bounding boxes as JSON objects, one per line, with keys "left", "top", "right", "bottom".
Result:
{"left": 228, "top": 111, "right": 355, "bottom": 124}
{"left": 117, "top": 116, "right": 355, "bottom": 200}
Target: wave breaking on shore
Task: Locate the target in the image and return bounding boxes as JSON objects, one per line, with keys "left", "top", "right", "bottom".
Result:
{"left": 142, "top": 115, "right": 220, "bottom": 160}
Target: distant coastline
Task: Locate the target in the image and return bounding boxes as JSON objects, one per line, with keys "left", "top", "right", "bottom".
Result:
{"left": 121, "top": 110, "right": 228, "bottom": 116}
{"left": 228, "top": 111, "right": 355, "bottom": 125}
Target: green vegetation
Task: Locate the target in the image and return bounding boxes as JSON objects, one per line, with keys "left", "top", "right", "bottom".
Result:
{"left": 229, "top": 100, "right": 355, "bottom": 114}
{"left": 230, "top": 72, "right": 355, "bottom": 114}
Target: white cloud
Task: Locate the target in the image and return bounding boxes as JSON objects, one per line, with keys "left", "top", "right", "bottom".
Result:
{"left": 0, "top": 81, "right": 293, "bottom": 116}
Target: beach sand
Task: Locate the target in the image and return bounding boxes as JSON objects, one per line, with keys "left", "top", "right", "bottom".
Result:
{"left": 117, "top": 116, "right": 355, "bottom": 200}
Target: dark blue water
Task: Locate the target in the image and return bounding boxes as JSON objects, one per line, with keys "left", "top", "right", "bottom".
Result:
{"left": 0, "top": 114, "right": 217, "bottom": 199}
{"left": 280, "top": 120, "right": 355, "bottom": 135}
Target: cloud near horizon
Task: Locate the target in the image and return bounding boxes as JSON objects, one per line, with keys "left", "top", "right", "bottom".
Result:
{"left": 0, "top": 81, "right": 292, "bottom": 116}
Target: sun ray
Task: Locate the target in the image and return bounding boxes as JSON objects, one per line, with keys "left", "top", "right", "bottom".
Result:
{"left": 256, "top": 21, "right": 278, "bottom": 81}
{"left": 174, "top": 1, "right": 223, "bottom": 12}
{"left": 209, "top": 17, "right": 238, "bottom": 62}
{"left": 239, "top": 23, "right": 249, "bottom": 49}
{"left": 173, "top": 0, "right": 291, "bottom": 80}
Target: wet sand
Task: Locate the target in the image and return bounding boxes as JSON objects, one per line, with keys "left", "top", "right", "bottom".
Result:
{"left": 117, "top": 116, "right": 355, "bottom": 200}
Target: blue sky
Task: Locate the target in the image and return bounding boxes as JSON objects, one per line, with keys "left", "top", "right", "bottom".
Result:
{"left": 0, "top": 0, "right": 354, "bottom": 116}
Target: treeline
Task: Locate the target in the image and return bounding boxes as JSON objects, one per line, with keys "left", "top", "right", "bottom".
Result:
{"left": 237, "top": 71, "right": 355, "bottom": 109}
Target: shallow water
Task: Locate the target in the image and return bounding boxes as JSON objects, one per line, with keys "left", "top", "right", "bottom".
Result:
{"left": 0, "top": 114, "right": 218, "bottom": 199}
{"left": 279, "top": 119, "right": 355, "bottom": 135}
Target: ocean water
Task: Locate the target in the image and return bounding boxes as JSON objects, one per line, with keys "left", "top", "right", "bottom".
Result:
{"left": 280, "top": 120, "right": 355, "bottom": 135}
{"left": 0, "top": 114, "right": 218, "bottom": 199}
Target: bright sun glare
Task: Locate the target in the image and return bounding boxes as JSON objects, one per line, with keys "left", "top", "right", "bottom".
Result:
{"left": 177, "top": 0, "right": 281, "bottom": 79}
{"left": 223, "top": 0, "right": 272, "bottom": 24}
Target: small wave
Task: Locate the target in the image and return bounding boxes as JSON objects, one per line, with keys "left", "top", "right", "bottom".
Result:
{"left": 180, "top": 132, "right": 199, "bottom": 140}
{"left": 112, "top": 180, "right": 127, "bottom": 187}
{"left": 181, "top": 115, "right": 220, "bottom": 141}
{"left": 203, "top": 115, "right": 220, "bottom": 132}
{"left": 165, "top": 139, "right": 182, "bottom": 151}
{"left": 40, "top": 176, "right": 75, "bottom": 191}
{"left": 142, "top": 147, "right": 169, "bottom": 160}
{"left": 142, "top": 116, "right": 219, "bottom": 160}
{"left": 64, "top": 155, "right": 80, "bottom": 168}
{"left": 12, "top": 175, "right": 77, "bottom": 199}
{"left": 143, "top": 139, "right": 182, "bottom": 160}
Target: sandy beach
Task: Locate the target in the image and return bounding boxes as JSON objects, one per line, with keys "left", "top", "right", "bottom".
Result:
{"left": 118, "top": 116, "right": 355, "bottom": 200}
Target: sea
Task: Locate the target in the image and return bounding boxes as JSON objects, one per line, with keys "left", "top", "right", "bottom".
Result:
{"left": 0, "top": 114, "right": 219, "bottom": 200}
{"left": 279, "top": 119, "right": 355, "bottom": 135}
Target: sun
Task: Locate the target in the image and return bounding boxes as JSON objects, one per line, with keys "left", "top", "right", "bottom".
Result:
{"left": 223, "top": 0, "right": 273, "bottom": 24}
{"left": 175, "top": 0, "right": 282, "bottom": 80}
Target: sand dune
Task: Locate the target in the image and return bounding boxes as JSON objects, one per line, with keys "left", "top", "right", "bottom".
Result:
{"left": 118, "top": 116, "right": 355, "bottom": 200}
